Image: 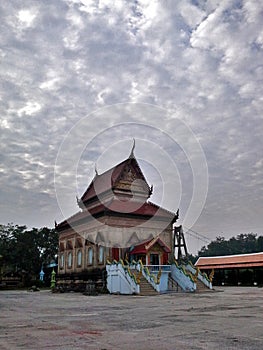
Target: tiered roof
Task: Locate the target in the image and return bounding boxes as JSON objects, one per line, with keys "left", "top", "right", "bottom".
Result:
{"left": 57, "top": 148, "right": 178, "bottom": 231}
{"left": 80, "top": 155, "right": 150, "bottom": 205}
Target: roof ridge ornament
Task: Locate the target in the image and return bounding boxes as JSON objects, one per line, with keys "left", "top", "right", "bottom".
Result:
{"left": 129, "top": 138, "right": 136, "bottom": 158}
{"left": 94, "top": 163, "right": 99, "bottom": 176}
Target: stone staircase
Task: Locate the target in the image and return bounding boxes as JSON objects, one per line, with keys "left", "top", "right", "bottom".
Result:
{"left": 195, "top": 279, "right": 212, "bottom": 293}
{"left": 168, "top": 276, "right": 183, "bottom": 293}
{"left": 130, "top": 269, "right": 158, "bottom": 296}
{"left": 139, "top": 275, "right": 159, "bottom": 296}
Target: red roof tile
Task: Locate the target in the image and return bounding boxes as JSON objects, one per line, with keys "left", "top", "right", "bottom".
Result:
{"left": 57, "top": 198, "right": 177, "bottom": 231}
{"left": 130, "top": 237, "right": 171, "bottom": 254}
{"left": 106, "top": 199, "right": 175, "bottom": 219}
{"left": 81, "top": 157, "right": 149, "bottom": 203}
{"left": 57, "top": 154, "right": 178, "bottom": 232}
{"left": 195, "top": 252, "right": 263, "bottom": 269}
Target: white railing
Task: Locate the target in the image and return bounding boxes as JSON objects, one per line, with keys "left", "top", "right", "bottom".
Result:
{"left": 106, "top": 262, "right": 139, "bottom": 294}
{"left": 143, "top": 265, "right": 171, "bottom": 292}
{"left": 131, "top": 261, "right": 160, "bottom": 292}
{"left": 144, "top": 265, "right": 171, "bottom": 272}
{"left": 106, "top": 261, "right": 199, "bottom": 294}
{"left": 185, "top": 263, "right": 213, "bottom": 289}
{"left": 170, "top": 263, "right": 196, "bottom": 292}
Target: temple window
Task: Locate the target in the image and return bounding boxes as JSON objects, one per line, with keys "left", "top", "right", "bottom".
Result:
{"left": 68, "top": 252, "right": 72, "bottom": 268}
{"left": 88, "top": 247, "right": 93, "bottom": 265}
{"left": 98, "top": 246, "right": 104, "bottom": 264}
{"left": 60, "top": 253, "right": 64, "bottom": 268}
{"left": 77, "top": 250, "right": 82, "bottom": 267}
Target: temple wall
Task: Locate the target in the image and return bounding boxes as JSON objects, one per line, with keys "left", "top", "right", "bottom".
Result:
{"left": 58, "top": 223, "right": 173, "bottom": 276}
{"left": 58, "top": 231, "right": 110, "bottom": 275}
{"left": 58, "top": 209, "right": 174, "bottom": 278}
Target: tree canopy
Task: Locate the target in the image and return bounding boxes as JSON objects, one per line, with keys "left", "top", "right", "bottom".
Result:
{"left": 0, "top": 223, "right": 58, "bottom": 277}
{"left": 198, "top": 233, "right": 263, "bottom": 257}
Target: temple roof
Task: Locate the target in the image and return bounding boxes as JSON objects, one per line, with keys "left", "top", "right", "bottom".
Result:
{"left": 80, "top": 156, "right": 150, "bottom": 205}
{"left": 56, "top": 198, "right": 177, "bottom": 231}
{"left": 195, "top": 252, "right": 263, "bottom": 269}
{"left": 130, "top": 236, "right": 171, "bottom": 254}
{"left": 57, "top": 149, "right": 178, "bottom": 231}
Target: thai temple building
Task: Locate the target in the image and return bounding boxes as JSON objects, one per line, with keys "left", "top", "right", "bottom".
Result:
{"left": 56, "top": 144, "right": 213, "bottom": 294}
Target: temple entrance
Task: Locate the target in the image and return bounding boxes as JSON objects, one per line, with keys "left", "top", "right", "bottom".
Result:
{"left": 112, "top": 248, "right": 120, "bottom": 261}
{"left": 130, "top": 237, "right": 171, "bottom": 265}
{"left": 150, "top": 253, "right": 159, "bottom": 265}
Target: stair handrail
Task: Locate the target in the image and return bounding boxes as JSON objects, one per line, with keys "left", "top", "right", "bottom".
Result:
{"left": 170, "top": 260, "right": 196, "bottom": 292}
{"left": 140, "top": 260, "right": 161, "bottom": 285}
{"left": 188, "top": 261, "right": 211, "bottom": 283}
{"left": 121, "top": 259, "right": 140, "bottom": 285}
{"left": 136, "top": 260, "right": 161, "bottom": 292}
{"left": 173, "top": 260, "right": 195, "bottom": 283}
{"left": 186, "top": 261, "right": 213, "bottom": 289}
{"left": 168, "top": 275, "right": 181, "bottom": 292}
{"left": 106, "top": 259, "right": 139, "bottom": 285}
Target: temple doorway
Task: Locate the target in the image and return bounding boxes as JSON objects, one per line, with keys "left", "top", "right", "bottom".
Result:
{"left": 150, "top": 253, "right": 160, "bottom": 265}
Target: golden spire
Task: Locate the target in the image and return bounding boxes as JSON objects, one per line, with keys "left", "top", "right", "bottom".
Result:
{"left": 129, "top": 138, "right": 136, "bottom": 158}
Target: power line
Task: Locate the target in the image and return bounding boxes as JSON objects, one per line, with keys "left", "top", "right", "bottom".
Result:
{"left": 185, "top": 230, "right": 207, "bottom": 243}
{"left": 185, "top": 227, "right": 211, "bottom": 242}
{"left": 184, "top": 226, "right": 211, "bottom": 244}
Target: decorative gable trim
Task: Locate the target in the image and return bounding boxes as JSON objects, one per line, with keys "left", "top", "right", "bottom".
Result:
{"left": 66, "top": 240, "right": 73, "bottom": 249}
{"left": 75, "top": 237, "right": 83, "bottom": 248}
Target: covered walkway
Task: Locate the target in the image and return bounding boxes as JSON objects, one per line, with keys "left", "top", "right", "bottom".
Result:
{"left": 195, "top": 252, "right": 263, "bottom": 286}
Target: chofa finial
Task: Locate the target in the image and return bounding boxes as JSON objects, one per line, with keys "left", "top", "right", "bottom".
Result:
{"left": 95, "top": 163, "right": 98, "bottom": 176}
{"left": 129, "top": 138, "right": 135, "bottom": 158}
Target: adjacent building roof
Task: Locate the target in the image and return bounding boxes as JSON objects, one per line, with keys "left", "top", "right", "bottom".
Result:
{"left": 195, "top": 252, "right": 263, "bottom": 269}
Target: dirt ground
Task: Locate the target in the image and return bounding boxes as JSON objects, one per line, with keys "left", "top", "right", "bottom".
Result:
{"left": 0, "top": 287, "right": 262, "bottom": 350}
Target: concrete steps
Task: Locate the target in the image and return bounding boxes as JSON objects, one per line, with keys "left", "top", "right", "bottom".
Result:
{"left": 131, "top": 269, "right": 158, "bottom": 296}
{"left": 139, "top": 276, "right": 159, "bottom": 296}
{"left": 168, "top": 276, "right": 183, "bottom": 293}
{"left": 195, "top": 279, "right": 212, "bottom": 293}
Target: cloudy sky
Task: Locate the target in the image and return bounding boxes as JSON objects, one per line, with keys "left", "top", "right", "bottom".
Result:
{"left": 1, "top": 0, "right": 263, "bottom": 253}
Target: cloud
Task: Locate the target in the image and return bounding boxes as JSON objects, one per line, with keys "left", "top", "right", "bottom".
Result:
{"left": 0, "top": 0, "right": 262, "bottom": 253}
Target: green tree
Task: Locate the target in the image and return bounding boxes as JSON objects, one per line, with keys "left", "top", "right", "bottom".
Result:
{"left": 0, "top": 224, "right": 58, "bottom": 276}
{"left": 235, "top": 233, "right": 257, "bottom": 253}
{"left": 36, "top": 227, "right": 58, "bottom": 267}
{"left": 187, "top": 253, "right": 198, "bottom": 264}
{"left": 257, "top": 236, "right": 263, "bottom": 252}
{"left": 198, "top": 233, "right": 263, "bottom": 257}
{"left": 199, "top": 236, "right": 231, "bottom": 256}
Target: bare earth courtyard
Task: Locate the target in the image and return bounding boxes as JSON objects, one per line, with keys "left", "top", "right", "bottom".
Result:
{"left": 0, "top": 287, "right": 262, "bottom": 350}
